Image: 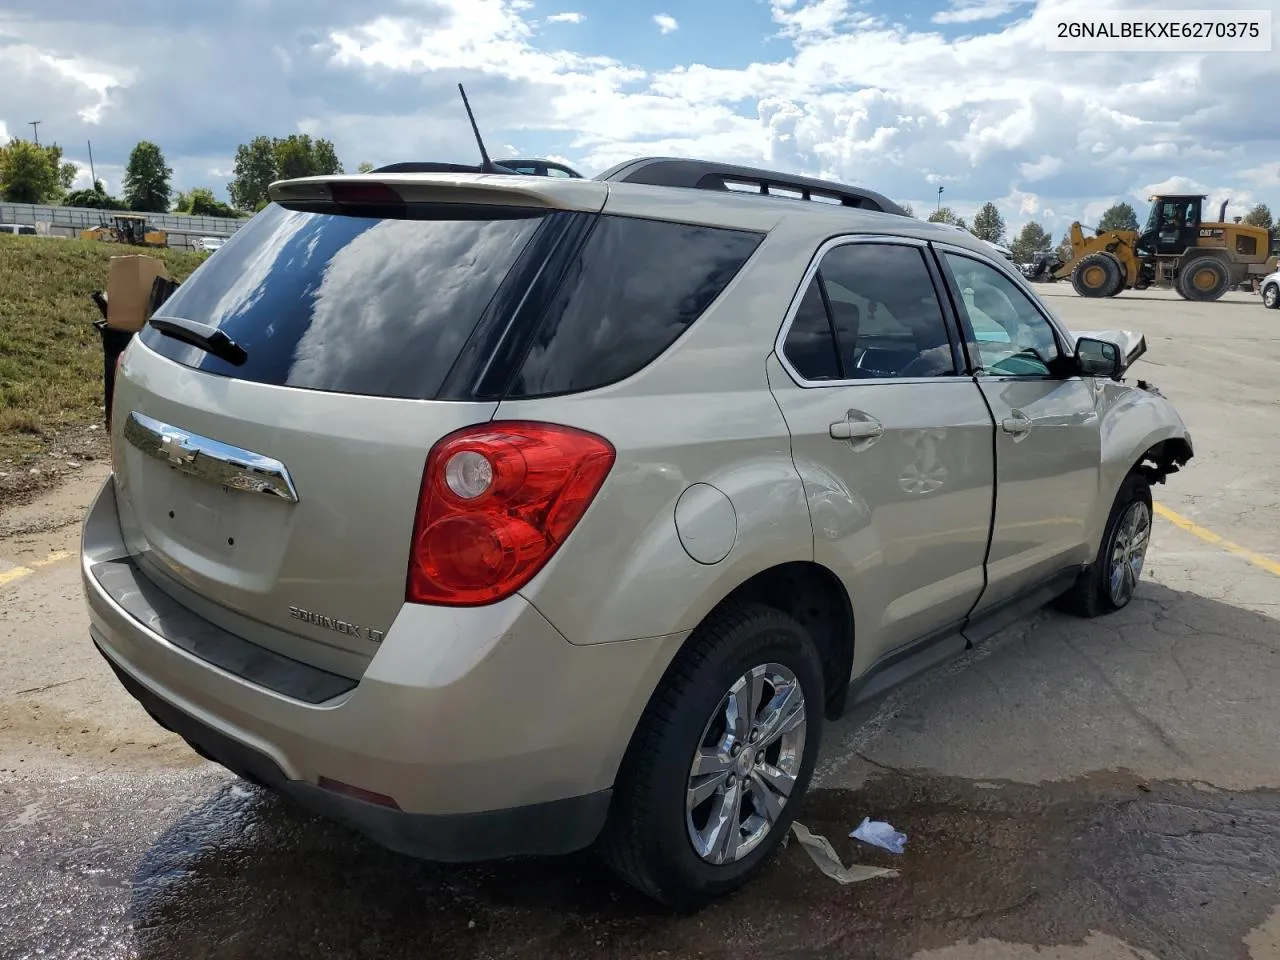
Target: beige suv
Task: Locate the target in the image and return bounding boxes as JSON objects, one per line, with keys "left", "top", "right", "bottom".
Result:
{"left": 81, "top": 158, "right": 1193, "bottom": 908}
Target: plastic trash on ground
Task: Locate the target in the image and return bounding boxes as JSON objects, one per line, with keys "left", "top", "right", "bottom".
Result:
{"left": 850, "top": 817, "right": 908, "bottom": 854}
{"left": 789, "top": 822, "right": 899, "bottom": 884}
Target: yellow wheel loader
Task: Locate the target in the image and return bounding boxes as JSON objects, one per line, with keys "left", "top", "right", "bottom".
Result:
{"left": 80, "top": 214, "right": 168, "bottom": 248}
{"left": 1037, "top": 196, "right": 1277, "bottom": 301}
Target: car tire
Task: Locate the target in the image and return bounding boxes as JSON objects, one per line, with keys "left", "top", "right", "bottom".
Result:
{"left": 1058, "top": 471, "right": 1153, "bottom": 618}
{"left": 1263, "top": 283, "right": 1279, "bottom": 309}
{"left": 598, "top": 602, "right": 825, "bottom": 910}
{"left": 1071, "top": 253, "right": 1124, "bottom": 298}
{"left": 1176, "top": 256, "right": 1231, "bottom": 301}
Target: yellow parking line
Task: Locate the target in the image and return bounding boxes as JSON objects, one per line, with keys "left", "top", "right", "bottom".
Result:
{"left": 0, "top": 550, "right": 72, "bottom": 587}
{"left": 1154, "top": 504, "right": 1280, "bottom": 578}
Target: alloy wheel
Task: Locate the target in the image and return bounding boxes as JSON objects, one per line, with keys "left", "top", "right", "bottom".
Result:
{"left": 685, "top": 663, "right": 807, "bottom": 865}
{"left": 1108, "top": 500, "right": 1151, "bottom": 606}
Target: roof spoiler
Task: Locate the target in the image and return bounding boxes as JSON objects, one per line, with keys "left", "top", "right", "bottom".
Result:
{"left": 267, "top": 173, "right": 607, "bottom": 214}
{"left": 596, "top": 157, "right": 908, "bottom": 216}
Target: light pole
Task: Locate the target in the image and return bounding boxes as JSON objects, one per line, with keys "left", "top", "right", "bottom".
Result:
{"left": 29, "top": 121, "right": 41, "bottom": 145}
{"left": 936, "top": 185, "right": 944, "bottom": 212}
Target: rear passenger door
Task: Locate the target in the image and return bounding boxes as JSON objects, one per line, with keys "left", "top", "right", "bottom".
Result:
{"left": 935, "top": 245, "right": 1101, "bottom": 613}
{"left": 768, "top": 238, "right": 996, "bottom": 671}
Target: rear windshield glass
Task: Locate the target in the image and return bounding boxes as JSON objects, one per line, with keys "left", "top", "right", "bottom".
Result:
{"left": 139, "top": 203, "right": 547, "bottom": 400}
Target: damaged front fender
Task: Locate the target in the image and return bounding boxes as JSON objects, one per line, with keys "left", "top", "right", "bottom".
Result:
{"left": 1087, "top": 377, "right": 1193, "bottom": 549}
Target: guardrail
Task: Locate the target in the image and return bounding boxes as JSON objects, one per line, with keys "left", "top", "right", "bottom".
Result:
{"left": 0, "top": 201, "right": 248, "bottom": 240}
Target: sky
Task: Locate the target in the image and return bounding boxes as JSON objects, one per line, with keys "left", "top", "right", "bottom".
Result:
{"left": 1, "top": 0, "right": 1278, "bottom": 240}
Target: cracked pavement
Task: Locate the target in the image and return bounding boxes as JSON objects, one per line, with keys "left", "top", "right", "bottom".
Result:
{"left": 2, "top": 287, "right": 1279, "bottom": 959}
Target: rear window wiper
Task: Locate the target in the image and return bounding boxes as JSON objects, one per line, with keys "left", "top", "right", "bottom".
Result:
{"left": 149, "top": 316, "right": 248, "bottom": 367}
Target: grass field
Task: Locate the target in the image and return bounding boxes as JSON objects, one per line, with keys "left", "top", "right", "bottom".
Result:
{"left": 0, "top": 234, "right": 207, "bottom": 463}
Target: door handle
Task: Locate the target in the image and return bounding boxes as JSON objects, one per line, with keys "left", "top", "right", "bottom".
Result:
{"left": 830, "top": 417, "right": 884, "bottom": 441}
{"left": 1001, "top": 412, "right": 1033, "bottom": 436}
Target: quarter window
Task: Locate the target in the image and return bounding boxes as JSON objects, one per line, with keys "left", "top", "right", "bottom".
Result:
{"left": 508, "top": 216, "right": 762, "bottom": 397}
{"left": 781, "top": 279, "right": 841, "bottom": 381}
{"left": 942, "top": 252, "right": 1061, "bottom": 377}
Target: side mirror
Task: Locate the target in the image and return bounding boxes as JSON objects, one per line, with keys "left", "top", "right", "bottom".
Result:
{"left": 1075, "top": 337, "right": 1123, "bottom": 379}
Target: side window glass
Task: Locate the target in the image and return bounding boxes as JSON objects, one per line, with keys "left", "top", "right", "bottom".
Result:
{"left": 782, "top": 279, "right": 841, "bottom": 381}
{"left": 942, "top": 252, "right": 1061, "bottom": 377}
{"left": 508, "top": 216, "right": 762, "bottom": 396}
{"left": 816, "top": 244, "right": 956, "bottom": 379}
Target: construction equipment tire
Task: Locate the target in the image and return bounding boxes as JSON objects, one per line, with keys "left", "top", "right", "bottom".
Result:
{"left": 1071, "top": 253, "right": 1124, "bottom": 298}
{"left": 1176, "top": 257, "right": 1230, "bottom": 302}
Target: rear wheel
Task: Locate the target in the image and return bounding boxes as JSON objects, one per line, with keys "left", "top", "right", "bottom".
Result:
{"left": 1058, "top": 472, "right": 1152, "bottom": 618}
{"left": 1263, "top": 283, "right": 1279, "bottom": 309}
{"left": 599, "top": 602, "right": 824, "bottom": 909}
{"left": 1176, "top": 256, "right": 1230, "bottom": 301}
{"left": 1071, "top": 253, "right": 1124, "bottom": 298}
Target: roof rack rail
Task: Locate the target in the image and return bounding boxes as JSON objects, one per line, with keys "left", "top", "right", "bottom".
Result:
{"left": 494, "top": 158, "right": 584, "bottom": 179}
{"left": 371, "top": 161, "right": 492, "bottom": 175}
{"left": 369, "top": 159, "right": 583, "bottom": 178}
{"left": 595, "top": 157, "right": 907, "bottom": 216}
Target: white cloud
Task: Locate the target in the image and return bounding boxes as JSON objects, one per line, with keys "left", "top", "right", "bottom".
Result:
{"left": 0, "top": 0, "right": 1277, "bottom": 242}
{"left": 1018, "top": 155, "right": 1062, "bottom": 181}
{"left": 933, "top": 0, "right": 1034, "bottom": 25}
{"left": 652, "top": 13, "right": 679, "bottom": 34}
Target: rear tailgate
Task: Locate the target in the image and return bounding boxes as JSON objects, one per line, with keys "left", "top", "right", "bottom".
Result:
{"left": 108, "top": 175, "right": 607, "bottom": 674}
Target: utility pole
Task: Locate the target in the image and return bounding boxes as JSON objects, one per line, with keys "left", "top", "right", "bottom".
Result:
{"left": 87, "top": 140, "right": 97, "bottom": 187}
{"left": 936, "top": 185, "right": 944, "bottom": 212}
{"left": 29, "top": 120, "right": 41, "bottom": 145}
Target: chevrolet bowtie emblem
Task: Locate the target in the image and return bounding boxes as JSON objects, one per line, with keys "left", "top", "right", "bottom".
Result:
{"left": 160, "top": 432, "right": 196, "bottom": 466}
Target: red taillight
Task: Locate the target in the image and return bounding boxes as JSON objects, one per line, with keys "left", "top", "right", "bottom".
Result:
{"left": 407, "top": 421, "right": 615, "bottom": 606}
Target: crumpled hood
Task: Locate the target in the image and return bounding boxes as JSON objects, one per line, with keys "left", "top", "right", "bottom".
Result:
{"left": 1068, "top": 328, "right": 1147, "bottom": 367}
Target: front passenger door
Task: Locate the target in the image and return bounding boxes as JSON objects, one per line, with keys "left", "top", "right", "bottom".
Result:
{"left": 936, "top": 247, "right": 1102, "bottom": 613}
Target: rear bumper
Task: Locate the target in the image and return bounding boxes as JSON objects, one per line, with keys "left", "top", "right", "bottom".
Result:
{"left": 82, "top": 477, "right": 685, "bottom": 861}
{"left": 94, "top": 642, "right": 610, "bottom": 861}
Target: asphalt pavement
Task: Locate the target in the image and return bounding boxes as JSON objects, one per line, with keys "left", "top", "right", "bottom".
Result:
{"left": 2, "top": 286, "right": 1278, "bottom": 960}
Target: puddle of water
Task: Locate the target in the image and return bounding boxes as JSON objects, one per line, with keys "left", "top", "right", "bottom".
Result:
{"left": 3, "top": 767, "right": 1279, "bottom": 960}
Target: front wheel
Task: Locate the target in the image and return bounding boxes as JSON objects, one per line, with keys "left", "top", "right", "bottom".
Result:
{"left": 598, "top": 603, "right": 824, "bottom": 909}
{"left": 1058, "top": 472, "right": 1153, "bottom": 618}
{"left": 1263, "top": 283, "right": 1279, "bottom": 309}
{"left": 1176, "top": 256, "right": 1231, "bottom": 301}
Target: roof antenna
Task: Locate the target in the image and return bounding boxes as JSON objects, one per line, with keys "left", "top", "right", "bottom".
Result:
{"left": 457, "top": 83, "right": 497, "bottom": 173}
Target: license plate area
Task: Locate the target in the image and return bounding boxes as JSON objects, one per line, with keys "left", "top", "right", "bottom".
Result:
{"left": 120, "top": 412, "right": 297, "bottom": 591}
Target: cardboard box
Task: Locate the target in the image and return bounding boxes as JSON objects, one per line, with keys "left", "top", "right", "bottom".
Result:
{"left": 106, "top": 255, "right": 168, "bottom": 332}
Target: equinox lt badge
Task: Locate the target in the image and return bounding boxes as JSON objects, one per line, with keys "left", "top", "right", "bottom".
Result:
{"left": 289, "top": 606, "right": 385, "bottom": 644}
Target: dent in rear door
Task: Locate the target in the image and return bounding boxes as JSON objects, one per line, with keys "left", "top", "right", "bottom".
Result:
{"left": 768, "top": 238, "right": 996, "bottom": 675}
{"left": 935, "top": 245, "right": 1101, "bottom": 613}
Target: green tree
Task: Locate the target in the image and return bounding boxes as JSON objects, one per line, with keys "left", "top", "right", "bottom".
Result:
{"left": 228, "top": 136, "right": 277, "bottom": 211}
{"left": 228, "top": 134, "right": 344, "bottom": 211}
{"left": 174, "top": 186, "right": 241, "bottom": 219}
{"left": 1242, "top": 202, "right": 1274, "bottom": 237}
{"left": 898, "top": 202, "right": 915, "bottom": 218}
{"left": 928, "top": 206, "right": 967, "bottom": 230}
{"left": 312, "top": 137, "right": 343, "bottom": 176}
{"left": 357, "top": 161, "right": 375, "bottom": 174}
{"left": 1010, "top": 220, "right": 1053, "bottom": 263}
{"left": 1055, "top": 232, "right": 1073, "bottom": 261}
{"left": 122, "top": 141, "right": 173, "bottom": 212}
{"left": 275, "top": 134, "right": 318, "bottom": 181}
{"left": 65, "top": 179, "right": 126, "bottom": 210}
{"left": 1097, "top": 202, "right": 1139, "bottom": 234}
{"left": 0, "top": 139, "right": 71, "bottom": 203}
{"left": 971, "top": 201, "right": 1006, "bottom": 244}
